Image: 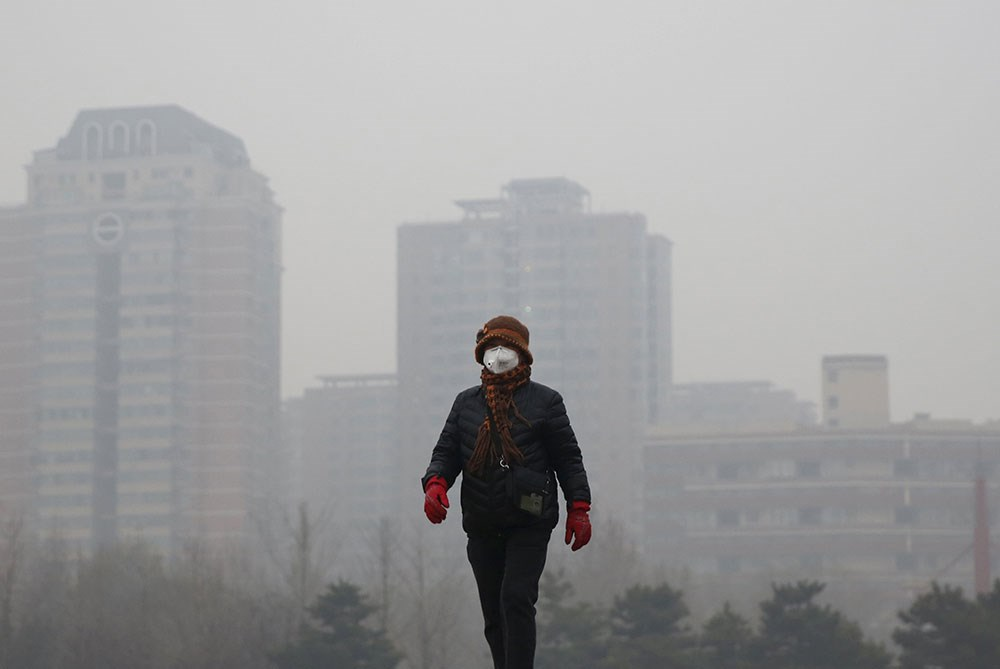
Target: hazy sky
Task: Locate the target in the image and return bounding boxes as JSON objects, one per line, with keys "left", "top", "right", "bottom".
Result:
{"left": 2, "top": 1, "right": 997, "bottom": 422}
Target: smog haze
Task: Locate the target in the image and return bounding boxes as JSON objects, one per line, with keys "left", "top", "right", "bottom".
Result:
{"left": 2, "top": 0, "right": 998, "bottom": 422}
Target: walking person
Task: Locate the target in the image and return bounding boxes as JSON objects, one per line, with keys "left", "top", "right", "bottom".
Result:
{"left": 421, "top": 315, "right": 592, "bottom": 669}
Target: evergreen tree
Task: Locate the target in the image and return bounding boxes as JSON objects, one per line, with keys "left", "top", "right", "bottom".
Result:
{"left": 271, "top": 580, "right": 400, "bottom": 669}
{"left": 536, "top": 568, "right": 607, "bottom": 669}
{"left": 602, "top": 582, "right": 696, "bottom": 669}
{"left": 755, "top": 581, "right": 891, "bottom": 669}
{"left": 696, "top": 603, "right": 756, "bottom": 669}
{"left": 894, "top": 580, "right": 1000, "bottom": 669}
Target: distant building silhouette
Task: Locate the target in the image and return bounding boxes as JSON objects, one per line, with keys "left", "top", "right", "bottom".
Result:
{"left": 662, "top": 381, "right": 816, "bottom": 432}
{"left": 0, "top": 105, "right": 283, "bottom": 552}
{"left": 642, "top": 358, "right": 1000, "bottom": 635}
{"left": 644, "top": 421, "right": 1000, "bottom": 580}
{"left": 395, "top": 178, "right": 672, "bottom": 526}
{"left": 286, "top": 373, "right": 398, "bottom": 570}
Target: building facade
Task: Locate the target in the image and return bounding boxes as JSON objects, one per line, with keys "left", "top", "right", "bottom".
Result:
{"left": 290, "top": 374, "right": 398, "bottom": 546}
{"left": 396, "top": 178, "right": 672, "bottom": 526}
{"left": 0, "top": 106, "right": 282, "bottom": 552}
{"left": 821, "top": 354, "right": 890, "bottom": 428}
{"left": 642, "top": 420, "right": 1000, "bottom": 628}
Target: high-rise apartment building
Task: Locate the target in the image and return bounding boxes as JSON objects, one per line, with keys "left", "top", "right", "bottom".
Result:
{"left": 396, "top": 178, "right": 672, "bottom": 525}
{"left": 0, "top": 105, "right": 282, "bottom": 552}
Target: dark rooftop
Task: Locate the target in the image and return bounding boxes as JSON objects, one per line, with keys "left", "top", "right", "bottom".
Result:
{"left": 54, "top": 104, "right": 249, "bottom": 166}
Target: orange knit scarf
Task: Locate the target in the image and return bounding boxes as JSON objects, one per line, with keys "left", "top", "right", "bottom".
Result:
{"left": 467, "top": 363, "right": 532, "bottom": 476}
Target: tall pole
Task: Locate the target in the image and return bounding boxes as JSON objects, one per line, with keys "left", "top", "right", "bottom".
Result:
{"left": 974, "top": 471, "right": 990, "bottom": 595}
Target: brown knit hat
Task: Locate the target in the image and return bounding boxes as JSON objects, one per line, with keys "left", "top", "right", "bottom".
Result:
{"left": 474, "top": 315, "right": 533, "bottom": 366}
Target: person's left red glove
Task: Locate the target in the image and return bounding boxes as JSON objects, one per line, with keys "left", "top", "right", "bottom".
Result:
{"left": 564, "top": 500, "right": 592, "bottom": 551}
{"left": 424, "top": 475, "right": 450, "bottom": 524}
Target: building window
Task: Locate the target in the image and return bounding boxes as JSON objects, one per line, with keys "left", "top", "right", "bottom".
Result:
{"left": 109, "top": 121, "right": 130, "bottom": 155}
{"left": 717, "top": 463, "right": 740, "bottom": 480}
{"left": 796, "top": 461, "right": 821, "bottom": 478}
{"left": 800, "top": 554, "right": 823, "bottom": 571}
{"left": 717, "top": 509, "right": 740, "bottom": 527}
{"left": 83, "top": 123, "right": 103, "bottom": 160}
{"left": 827, "top": 395, "right": 839, "bottom": 409}
{"left": 894, "top": 458, "right": 917, "bottom": 478}
{"left": 101, "top": 172, "right": 126, "bottom": 200}
{"left": 827, "top": 369, "right": 838, "bottom": 383}
{"left": 718, "top": 556, "right": 741, "bottom": 573}
{"left": 136, "top": 119, "right": 157, "bottom": 155}
{"left": 799, "top": 507, "right": 822, "bottom": 525}
{"left": 761, "top": 459, "right": 795, "bottom": 479}
{"left": 895, "top": 506, "right": 917, "bottom": 525}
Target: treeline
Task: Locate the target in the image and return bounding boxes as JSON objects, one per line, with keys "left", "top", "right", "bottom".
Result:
{"left": 535, "top": 570, "right": 1000, "bottom": 669}
{"left": 1, "top": 514, "right": 998, "bottom": 668}
{"left": 0, "top": 509, "right": 480, "bottom": 669}
{"left": 0, "top": 539, "right": 287, "bottom": 668}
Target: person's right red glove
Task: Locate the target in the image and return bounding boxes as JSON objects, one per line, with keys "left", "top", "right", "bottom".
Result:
{"left": 424, "top": 476, "right": 450, "bottom": 524}
{"left": 564, "top": 500, "right": 592, "bottom": 551}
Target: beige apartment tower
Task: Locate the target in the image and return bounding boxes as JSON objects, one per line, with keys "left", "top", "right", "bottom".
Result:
{"left": 821, "top": 354, "right": 890, "bottom": 428}
{"left": 0, "top": 106, "right": 282, "bottom": 552}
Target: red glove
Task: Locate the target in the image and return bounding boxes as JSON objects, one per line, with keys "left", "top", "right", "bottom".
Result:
{"left": 424, "top": 476, "right": 450, "bottom": 524}
{"left": 564, "top": 500, "right": 592, "bottom": 551}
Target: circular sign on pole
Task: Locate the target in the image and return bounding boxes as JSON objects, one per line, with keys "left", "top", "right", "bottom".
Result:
{"left": 91, "top": 212, "right": 125, "bottom": 250}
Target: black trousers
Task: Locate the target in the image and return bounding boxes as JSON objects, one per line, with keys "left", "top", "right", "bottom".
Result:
{"left": 466, "top": 526, "right": 551, "bottom": 669}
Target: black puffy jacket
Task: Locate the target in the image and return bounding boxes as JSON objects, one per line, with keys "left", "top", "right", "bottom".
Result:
{"left": 422, "top": 380, "right": 591, "bottom": 535}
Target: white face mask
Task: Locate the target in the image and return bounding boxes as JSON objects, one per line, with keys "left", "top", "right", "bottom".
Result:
{"left": 483, "top": 345, "right": 519, "bottom": 374}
